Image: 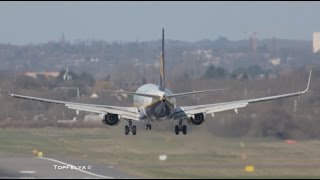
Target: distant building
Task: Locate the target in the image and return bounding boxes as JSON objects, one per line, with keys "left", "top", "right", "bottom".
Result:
{"left": 313, "top": 32, "right": 320, "bottom": 53}
{"left": 90, "top": 93, "right": 98, "bottom": 98}
{"left": 268, "top": 58, "right": 281, "bottom": 66}
{"left": 120, "top": 81, "right": 142, "bottom": 89}
{"left": 63, "top": 68, "right": 72, "bottom": 80}
{"left": 24, "top": 72, "right": 59, "bottom": 79}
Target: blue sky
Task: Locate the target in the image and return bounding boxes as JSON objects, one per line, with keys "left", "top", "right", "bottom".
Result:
{"left": 0, "top": 1, "right": 320, "bottom": 44}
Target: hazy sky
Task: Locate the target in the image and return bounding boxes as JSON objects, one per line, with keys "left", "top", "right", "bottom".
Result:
{"left": 1, "top": 1, "right": 320, "bottom": 44}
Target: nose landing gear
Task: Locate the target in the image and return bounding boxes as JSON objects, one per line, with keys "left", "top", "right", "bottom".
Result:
{"left": 145, "top": 123, "right": 152, "bottom": 130}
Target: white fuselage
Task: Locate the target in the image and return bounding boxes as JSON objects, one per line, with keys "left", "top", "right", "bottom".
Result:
{"left": 133, "top": 84, "right": 176, "bottom": 121}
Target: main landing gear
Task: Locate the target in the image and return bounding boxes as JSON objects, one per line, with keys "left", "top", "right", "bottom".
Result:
{"left": 125, "top": 120, "right": 136, "bottom": 135}
{"left": 175, "top": 119, "right": 187, "bottom": 135}
{"left": 145, "top": 123, "right": 152, "bottom": 130}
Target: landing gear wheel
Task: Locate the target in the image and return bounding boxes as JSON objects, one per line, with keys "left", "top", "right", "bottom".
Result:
{"left": 145, "top": 124, "right": 152, "bottom": 130}
{"left": 182, "top": 125, "right": 187, "bottom": 135}
{"left": 175, "top": 125, "right": 180, "bottom": 135}
{"left": 132, "top": 126, "right": 137, "bottom": 135}
{"left": 125, "top": 125, "right": 130, "bottom": 135}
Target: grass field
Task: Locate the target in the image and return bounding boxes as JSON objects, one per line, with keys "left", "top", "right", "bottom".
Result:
{"left": 1, "top": 126, "right": 320, "bottom": 178}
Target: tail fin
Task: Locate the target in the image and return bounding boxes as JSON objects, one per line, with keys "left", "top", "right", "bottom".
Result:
{"left": 159, "top": 28, "right": 165, "bottom": 91}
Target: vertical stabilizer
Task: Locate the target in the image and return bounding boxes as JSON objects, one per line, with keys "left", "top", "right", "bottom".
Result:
{"left": 159, "top": 28, "right": 165, "bottom": 91}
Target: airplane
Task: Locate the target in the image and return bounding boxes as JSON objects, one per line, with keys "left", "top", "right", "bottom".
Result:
{"left": 9, "top": 28, "right": 312, "bottom": 135}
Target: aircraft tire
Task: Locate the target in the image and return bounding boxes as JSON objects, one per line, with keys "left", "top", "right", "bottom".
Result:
{"left": 175, "top": 125, "right": 180, "bottom": 135}
{"left": 125, "top": 125, "right": 130, "bottom": 135}
{"left": 132, "top": 126, "right": 137, "bottom": 135}
{"left": 182, "top": 125, "right": 187, "bottom": 135}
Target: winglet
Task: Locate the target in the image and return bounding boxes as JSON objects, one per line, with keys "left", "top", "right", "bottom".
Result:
{"left": 302, "top": 70, "right": 312, "bottom": 94}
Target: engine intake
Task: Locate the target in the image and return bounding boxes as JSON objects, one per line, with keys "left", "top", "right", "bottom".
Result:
{"left": 190, "top": 113, "right": 205, "bottom": 125}
{"left": 103, "top": 113, "right": 120, "bottom": 126}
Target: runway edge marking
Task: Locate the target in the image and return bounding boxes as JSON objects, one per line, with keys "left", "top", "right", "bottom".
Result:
{"left": 36, "top": 157, "right": 114, "bottom": 179}
{"left": 19, "top": 170, "right": 37, "bottom": 174}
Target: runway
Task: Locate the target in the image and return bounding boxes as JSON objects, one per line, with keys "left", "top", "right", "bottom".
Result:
{"left": 0, "top": 156, "right": 140, "bottom": 179}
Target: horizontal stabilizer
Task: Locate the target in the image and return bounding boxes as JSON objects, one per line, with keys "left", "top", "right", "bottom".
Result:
{"left": 167, "top": 88, "right": 226, "bottom": 98}
{"left": 101, "top": 90, "right": 161, "bottom": 99}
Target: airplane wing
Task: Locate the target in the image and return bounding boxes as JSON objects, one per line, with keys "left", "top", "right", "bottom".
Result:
{"left": 173, "top": 70, "right": 312, "bottom": 120}
{"left": 9, "top": 93, "right": 141, "bottom": 121}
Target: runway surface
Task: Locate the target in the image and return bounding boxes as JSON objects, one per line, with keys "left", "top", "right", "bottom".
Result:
{"left": 0, "top": 156, "right": 141, "bottom": 179}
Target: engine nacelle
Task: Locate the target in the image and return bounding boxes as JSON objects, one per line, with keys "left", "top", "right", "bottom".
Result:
{"left": 102, "top": 113, "right": 120, "bottom": 126}
{"left": 190, "top": 113, "right": 205, "bottom": 125}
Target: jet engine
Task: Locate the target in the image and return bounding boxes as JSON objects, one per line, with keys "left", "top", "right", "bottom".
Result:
{"left": 190, "top": 113, "right": 205, "bottom": 125}
{"left": 102, "top": 113, "right": 120, "bottom": 126}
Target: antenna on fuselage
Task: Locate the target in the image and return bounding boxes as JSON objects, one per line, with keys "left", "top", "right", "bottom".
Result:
{"left": 159, "top": 28, "right": 166, "bottom": 91}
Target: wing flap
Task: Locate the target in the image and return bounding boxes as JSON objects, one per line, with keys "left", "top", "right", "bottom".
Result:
{"left": 66, "top": 104, "right": 140, "bottom": 121}
{"left": 176, "top": 102, "right": 248, "bottom": 118}
{"left": 174, "top": 70, "right": 312, "bottom": 119}
{"left": 205, "top": 102, "right": 248, "bottom": 114}
{"left": 10, "top": 93, "right": 141, "bottom": 121}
